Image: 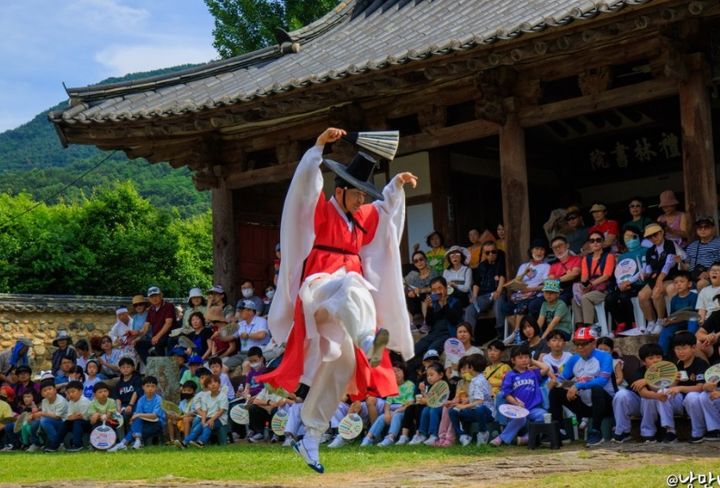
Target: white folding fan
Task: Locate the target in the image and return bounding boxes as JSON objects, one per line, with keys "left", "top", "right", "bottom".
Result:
{"left": 343, "top": 131, "right": 400, "bottom": 161}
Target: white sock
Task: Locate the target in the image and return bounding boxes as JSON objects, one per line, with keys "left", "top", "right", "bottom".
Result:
{"left": 303, "top": 434, "right": 320, "bottom": 461}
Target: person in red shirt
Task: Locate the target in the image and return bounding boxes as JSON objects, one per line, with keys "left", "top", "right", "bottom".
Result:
{"left": 259, "top": 128, "right": 416, "bottom": 473}
{"left": 548, "top": 236, "right": 581, "bottom": 304}
{"left": 137, "top": 286, "right": 176, "bottom": 357}
{"left": 588, "top": 203, "right": 619, "bottom": 253}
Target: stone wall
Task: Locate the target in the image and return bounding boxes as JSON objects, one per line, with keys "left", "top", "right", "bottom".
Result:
{"left": 0, "top": 294, "right": 178, "bottom": 372}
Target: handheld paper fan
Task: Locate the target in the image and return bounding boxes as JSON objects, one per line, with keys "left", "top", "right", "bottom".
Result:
{"left": 177, "top": 336, "right": 195, "bottom": 351}
{"left": 426, "top": 380, "right": 450, "bottom": 408}
{"left": 343, "top": 131, "right": 400, "bottom": 161}
{"left": 705, "top": 364, "right": 720, "bottom": 384}
{"left": 162, "top": 400, "right": 182, "bottom": 416}
{"left": 644, "top": 361, "right": 678, "bottom": 389}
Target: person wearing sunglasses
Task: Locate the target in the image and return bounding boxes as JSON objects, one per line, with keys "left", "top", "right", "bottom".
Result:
{"left": 572, "top": 231, "right": 615, "bottom": 328}
{"left": 587, "top": 203, "right": 619, "bottom": 253}
{"left": 465, "top": 241, "right": 506, "bottom": 337}
{"left": 685, "top": 217, "right": 720, "bottom": 290}
{"left": 563, "top": 206, "right": 588, "bottom": 255}
{"left": 623, "top": 197, "right": 653, "bottom": 236}
{"left": 548, "top": 326, "right": 615, "bottom": 447}
{"left": 638, "top": 223, "right": 687, "bottom": 334}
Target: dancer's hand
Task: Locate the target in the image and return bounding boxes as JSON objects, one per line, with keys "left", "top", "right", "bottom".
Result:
{"left": 316, "top": 128, "right": 346, "bottom": 146}
{"left": 395, "top": 172, "right": 418, "bottom": 188}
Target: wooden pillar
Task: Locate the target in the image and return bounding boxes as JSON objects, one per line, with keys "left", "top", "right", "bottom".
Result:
{"left": 429, "top": 149, "right": 453, "bottom": 244}
{"left": 211, "top": 187, "right": 240, "bottom": 304}
{"left": 499, "top": 111, "right": 530, "bottom": 275}
{"left": 679, "top": 62, "right": 717, "bottom": 225}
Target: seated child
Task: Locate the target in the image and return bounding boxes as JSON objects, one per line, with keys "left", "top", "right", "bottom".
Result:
{"left": 537, "top": 279, "right": 573, "bottom": 341}
{"left": 87, "top": 382, "right": 117, "bottom": 429}
{"left": 697, "top": 369, "right": 720, "bottom": 441}
{"left": 362, "top": 362, "right": 415, "bottom": 446}
{"left": 247, "top": 383, "right": 285, "bottom": 443}
{"left": 114, "top": 357, "right": 142, "bottom": 425}
{"left": 0, "top": 386, "right": 14, "bottom": 447}
{"left": 484, "top": 340, "right": 511, "bottom": 424}
{"left": 167, "top": 381, "right": 198, "bottom": 443}
{"left": 448, "top": 354, "right": 494, "bottom": 446}
{"left": 28, "top": 379, "right": 68, "bottom": 452}
{"left": 669, "top": 331, "right": 710, "bottom": 443}
{"left": 245, "top": 347, "right": 267, "bottom": 397}
{"left": 611, "top": 343, "right": 681, "bottom": 443}
{"left": 490, "top": 344, "right": 553, "bottom": 446}
{"left": 2, "top": 391, "right": 38, "bottom": 450}
{"left": 108, "top": 376, "right": 165, "bottom": 451}
{"left": 178, "top": 374, "right": 228, "bottom": 447}
{"left": 542, "top": 330, "right": 573, "bottom": 376}
{"left": 180, "top": 355, "right": 203, "bottom": 390}
{"left": 83, "top": 359, "right": 100, "bottom": 399}
{"left": 408, "top": 362, "right": 448, "bottom": 446}
{"left": 327, "top": 398, "right": 369, "bottom": 448}
{"left": 660, "top": 271, "right": 698, "bottom": 356}
{"left": 208, "top": 357, "right": 235, "bottom": 400}
{"left": 597, "top": 337, "right": 624, "bottom": 388}
{"left": 64, "top": 380, "right": 91, "bottom": 451}
{"left": 171, "top": 348, "right": 189, "bottom": 378}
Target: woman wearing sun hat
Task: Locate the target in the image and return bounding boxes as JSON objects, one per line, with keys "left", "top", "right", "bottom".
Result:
{"left": 657, "top": 190, "right": 689, "bottom": 247}
{"left": 443, "top": 245, "right": 472, "bottom": 306}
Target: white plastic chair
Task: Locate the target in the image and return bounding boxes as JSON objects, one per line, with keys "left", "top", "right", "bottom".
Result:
{"left": 631, "top": 296, "right": 646, "bottom": 330}
{"left": 594, "top": 302, "right": 611, "bottom": 337}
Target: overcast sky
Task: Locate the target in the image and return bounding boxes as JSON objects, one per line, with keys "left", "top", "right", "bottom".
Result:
{"left": 0, "top": 0, "right": 217, "bottom": 133}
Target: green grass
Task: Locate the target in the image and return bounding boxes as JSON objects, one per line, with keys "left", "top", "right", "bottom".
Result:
{"left": 0, "top": 444, "right": 489, "bottom": 484}
{"left": 516, "top": 460, "right": 720, "bottom": 488}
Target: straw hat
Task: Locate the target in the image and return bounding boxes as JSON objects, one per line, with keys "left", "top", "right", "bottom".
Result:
{"left": 644, "top": 223, "right": 664, "bottom": 238}
{"left": 131, "top": 295, "right": 148, "bottom": 306}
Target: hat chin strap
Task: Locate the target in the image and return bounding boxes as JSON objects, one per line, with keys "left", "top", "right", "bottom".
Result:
{"left": 341, "top": 188, "right": 367, "bottom": 234}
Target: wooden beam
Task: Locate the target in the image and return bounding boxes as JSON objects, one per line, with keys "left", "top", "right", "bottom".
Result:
{"left": 428, "top": 149, "right": 453, "bottom": 244}
{"left": 518, "top": 77, "right": 677, "bottom": 127}
{"left": 398, "top": 119, "right": 499, "bottom": 155}
{"left": 679, "top": 59, "right": 717, "bottom": 225}
{"left": 499, "top": 110, "right": 529, "bottom": 276}
{"left": 211, "top": 188, "right": 240, "bottom": 304}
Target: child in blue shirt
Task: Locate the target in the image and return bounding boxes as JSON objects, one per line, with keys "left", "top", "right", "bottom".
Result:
{"left": 659, "top": 271, "right": 698, "bottom": 356}
{"left": 108, "top": 375, "right": 165, "bottom": 451}
{"left": 491, "top": 344, "right": 554, "bottom": 446}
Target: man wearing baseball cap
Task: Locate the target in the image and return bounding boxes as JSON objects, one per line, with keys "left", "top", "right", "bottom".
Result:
{"left": 548, "top": 326, "right": 615, "bottom": 447}
{"left": 137, "top": 286, "right": 175, "bottom": 358}
{"left": 587, "top": 203, "right": 619, "bottom": 252}
{"left": 685, "top": 216, "right": 720, "bottom": 290}
{"left": 214, "top": 299, "right": 270, "bottom": 372}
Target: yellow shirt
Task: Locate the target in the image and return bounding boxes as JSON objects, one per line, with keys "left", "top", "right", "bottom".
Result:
{"left": 484, "top": 363, "right": 511, "bottom": 396}
{"left": 467, "top": 245, "right": 482, "bottom": 268}
{"left": 0, "top": 399, "right": 12, "bottom": 419}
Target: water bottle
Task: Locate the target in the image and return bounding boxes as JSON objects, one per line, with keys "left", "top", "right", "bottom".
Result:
{"left": 571, "top": 415, "right": 578, "bottom": 441}
{"left": 688, "top": 318, "right": 699, "bottom": 334}
{"left": 514, "top": 329, "right": 521, "bottom": 345}
{"left": 263, "top": 422, "right": 271, "bottom": 441}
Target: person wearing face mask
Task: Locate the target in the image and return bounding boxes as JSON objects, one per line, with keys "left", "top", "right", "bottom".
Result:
{"left": 262, "top": 285, "right": 276, "bottom": 317}
{"left": 237, "top": 280, "right": 264, "bottom": 315}
{"left": 215, "top": 300, "right": 270, "bottom": 374}
{"left": 244, "top": 347, "right": 267, "bottom": 398}
{"left": 604, "top": 227, "right": 647, "bottom": 335}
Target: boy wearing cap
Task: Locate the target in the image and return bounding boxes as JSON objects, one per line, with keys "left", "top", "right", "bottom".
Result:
{"left": 686, "top": 217, "right": 720, "bottom": 290}
{"left": 180, "top": 355, "right": 203, "bottom": 390}
{"left": 28, "top": 379, "right": 68, "bottom": 452}
{"left": 537, "top": 279, "right": 572, "bottom": 341}
{"left": 171, "top": 347, "right": 189, "bottom": 377}
{"left": 549, "top": 327, "right": 615, "bottom": 447}
{"left": 587, "top": 203, "right": 619, "bottom": 252}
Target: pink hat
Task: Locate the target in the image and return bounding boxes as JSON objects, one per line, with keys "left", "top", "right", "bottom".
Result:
{"left": 659, "top": 190, "right": 679, "bottom": 208}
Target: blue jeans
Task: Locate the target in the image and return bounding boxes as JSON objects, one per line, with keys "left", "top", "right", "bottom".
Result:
{"left": 448, "top": 405, "right": 494, "bottom": 436}
{"left": 368, "top": 404, "right": 402, "bottom": 439}
{"left": 658, "top": 321, "right": 696, "bottom": 357}
{"left": 65, "top": 419, "right": 91, "bottom": 448}
{"left": 464, "top": 295, "right": 504, "bottom": 332}
{"left": 418, "top": 406, "right": 442, "bottom": 436}
{"left": 500, "top": 407, "right": 546, "bottom": 444}
{"left": 184, "top": 416, "right": 228, "bottom": 445}
{"left": 495, "top": 393, "right": 508, "bottom": 426}
{"left": 387, "top": 411, "right": 405, "bottom": 438}
{"left": 123, "top": 418, "right": 163, "bottom": 443}
{"left": 31, "top": 417, "right": 65, "bottom": 449}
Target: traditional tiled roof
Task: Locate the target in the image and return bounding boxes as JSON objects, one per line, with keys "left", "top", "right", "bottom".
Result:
{"left": 0, "top": 294, "right": 179, "bottom": 314}
{"left": 51, "top": 0, "right": 655, "bottom": 125}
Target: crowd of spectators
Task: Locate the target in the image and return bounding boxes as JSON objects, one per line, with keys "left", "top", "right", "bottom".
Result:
{"left": 2, "top": 189, "right": 720, "bottom": 454}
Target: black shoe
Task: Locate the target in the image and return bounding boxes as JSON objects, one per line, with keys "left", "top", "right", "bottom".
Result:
{"left": 662, "top": 432, "right": 678, "bottom": 443}
{"left": 66, "top": 446, "right": 84, "bottom": 452}
{"left": 689, "top": 435, "right": 705, "bottom": 444}
{"left": 611, "top": 432, "right": 631, "bottom": 443}
{"left": 640, "top": 436, "right": 657, "bottom": 444}
{"left": 705, "top": 430, "right": 720, "bottom": 441}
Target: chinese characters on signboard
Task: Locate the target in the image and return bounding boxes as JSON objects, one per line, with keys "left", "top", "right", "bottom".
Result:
{"left": 589, "top": 132, "right": 681, "bottom": 171}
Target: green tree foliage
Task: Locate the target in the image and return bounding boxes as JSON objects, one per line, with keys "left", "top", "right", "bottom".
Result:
{"left": 0, "top": 183, "right": 213, "bottom": 297}
{"left": 204, "top": 0, "right": 336, "bottom": 58}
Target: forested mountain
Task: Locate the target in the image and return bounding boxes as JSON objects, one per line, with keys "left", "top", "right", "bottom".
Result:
{"left": 0, "top": 64, "right": 210, "bottom": 217}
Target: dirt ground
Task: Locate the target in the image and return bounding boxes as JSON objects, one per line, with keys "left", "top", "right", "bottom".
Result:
{"left": 9, "top": 443, "right": 720, "bottom": 488}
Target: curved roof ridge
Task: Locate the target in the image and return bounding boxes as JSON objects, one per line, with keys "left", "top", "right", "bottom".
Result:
{"left": 65, "top": 0, "right": 361, "bottom": 100}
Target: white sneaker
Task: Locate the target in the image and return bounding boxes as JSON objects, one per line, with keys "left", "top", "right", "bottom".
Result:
{"left": 360, "top": 437, "right": 373, "bottom": 447}
{"left": 395, "top": 434, "right": 410, "bottom": 445}
{"left": 327, "top": 435, "right": 347, "bottom": 448}
{"left": 408, "top": 433, "right": 427, "bottom": 445}
{"left": 26, "top": 444, "right": 41, "bottom": 453}
{"left": 132, "top": 438, "right": 142, "bottom": 450}
{"left": 319, "top": 432, "right": 333, "bottom": 444}
{"left": 423, "top": 435, "right": 438, "bottom": 446}
{"left": 579, "top": 417, "right": 590, "bottom": 431}
{"left": 651, "top": 320, "right": 665, "bottom": 334}
{"left": 645, "top": 321, "right": 656, "bottom": 335}
{"left": 0, "top": 444, "right": 13, "bottom": 452}
{"left": 282, "top": 437, "right": 293, "bottom": 447}
{"left": 377, "top": 436, "right": 395, "bottom": 447}
{"left": 108, "top": 442, "right": 127, "bottom": 452}
{"left": 292, "top": 439, "right": 324, "bottom": 474}
{"left": 477, "top": 431, "right": 490, "bottom": 446}
{"left": 459, "top": 434, "right": 472, "bottom": 446}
